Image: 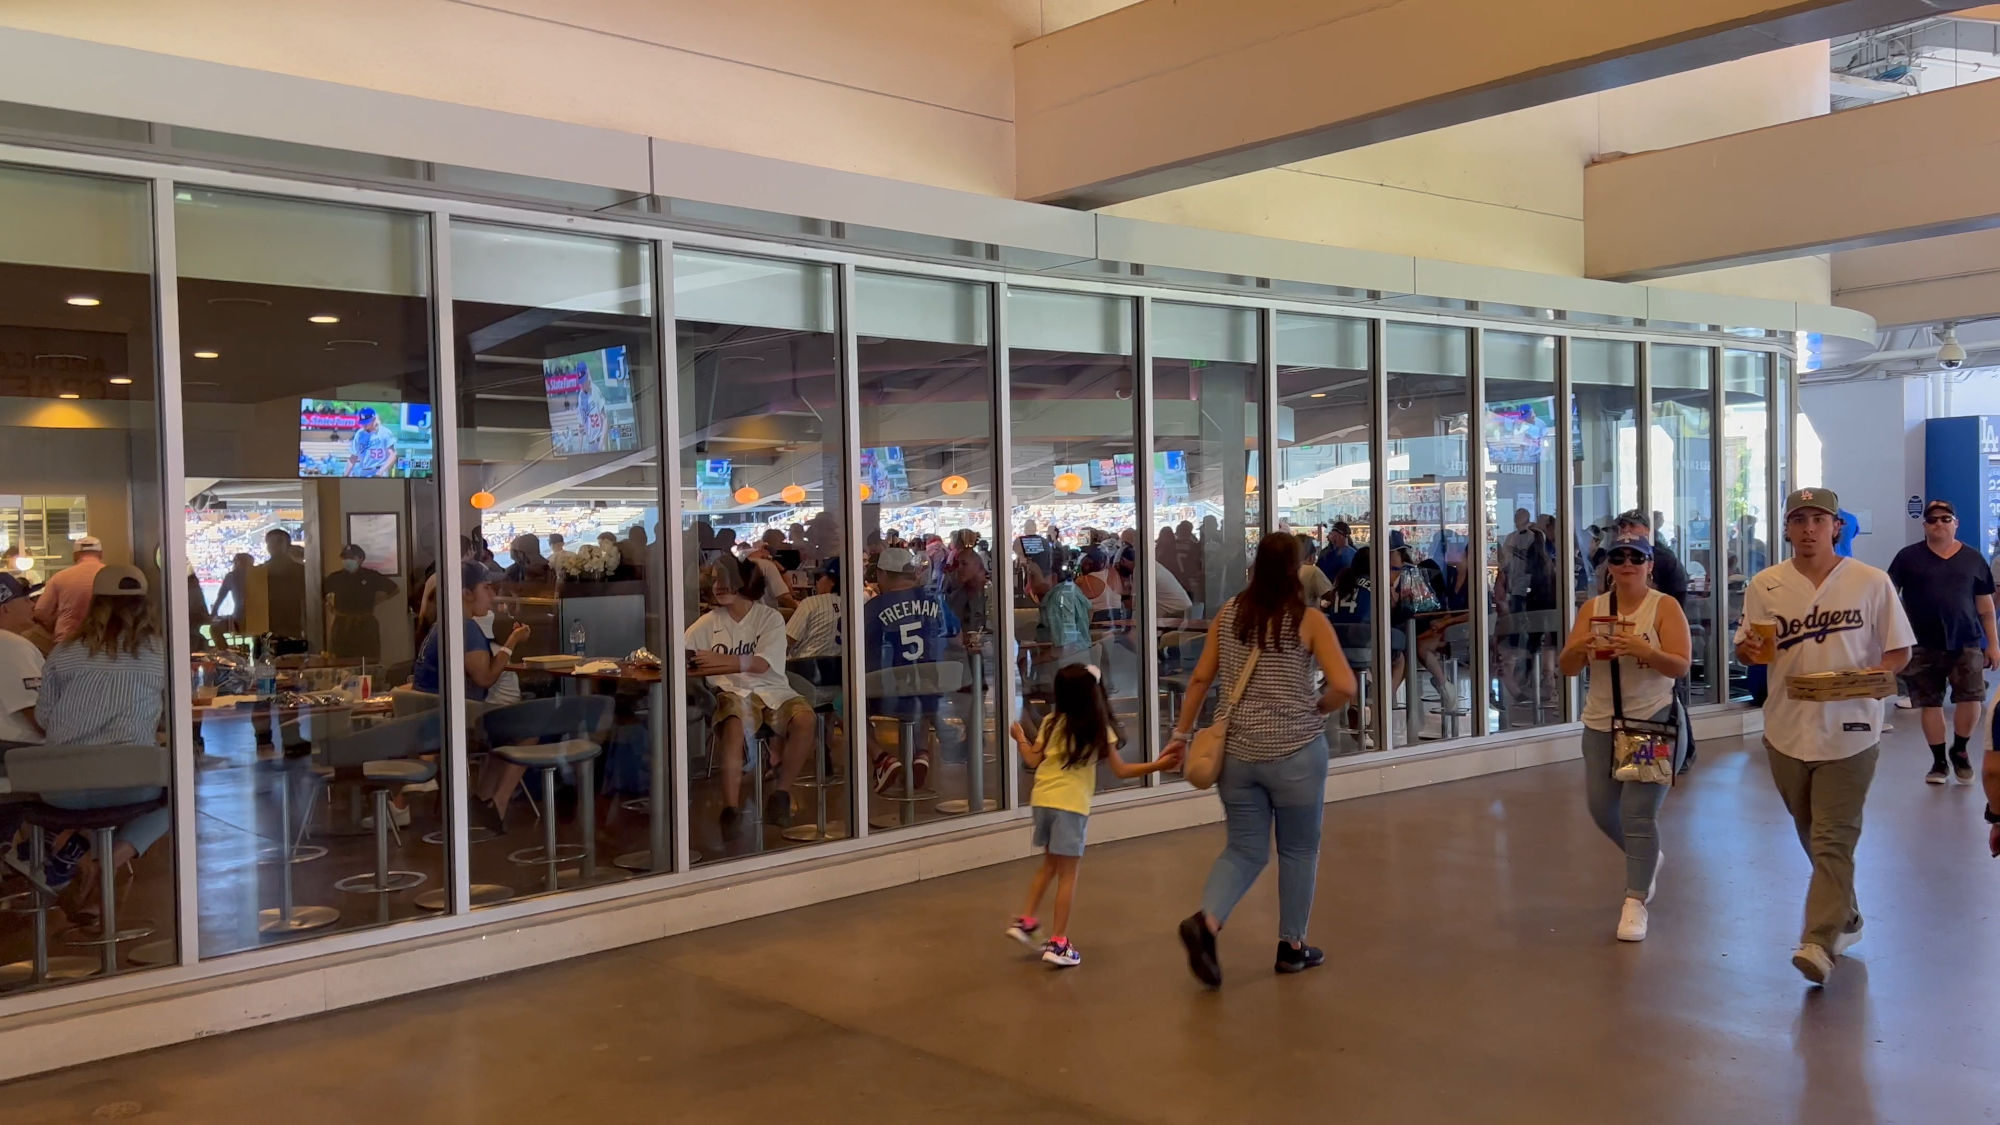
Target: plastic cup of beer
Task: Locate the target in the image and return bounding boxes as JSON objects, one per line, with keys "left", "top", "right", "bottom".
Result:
{"left": 1749, "top": 621, "right": 1777, "bottom": 664}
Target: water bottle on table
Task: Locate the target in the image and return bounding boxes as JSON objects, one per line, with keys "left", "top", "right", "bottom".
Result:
{"left": 569, "top": 620, "right": 588, "bottom": 658}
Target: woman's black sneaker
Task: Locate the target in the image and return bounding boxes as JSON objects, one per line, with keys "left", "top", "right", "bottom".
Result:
{"left": 1275, "top": 942, "right": 1325, "bottom": 974}
{"left": 470, "top": 798, "right": 507, "bottom": 837}
{"left": 1178, "top": 912, "right": 1222, "bottom": 988}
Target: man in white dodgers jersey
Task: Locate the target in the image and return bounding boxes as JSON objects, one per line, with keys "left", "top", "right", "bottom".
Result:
{"left": 1736, "top": 487, "right": 1913, "bottom": 987}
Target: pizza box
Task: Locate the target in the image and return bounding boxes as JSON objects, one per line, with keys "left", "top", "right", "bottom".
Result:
{"left": 1786, "top": 668, "right": 1897, "bottom": 702}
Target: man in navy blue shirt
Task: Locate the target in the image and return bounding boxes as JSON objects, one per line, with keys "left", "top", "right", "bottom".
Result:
{"left": 1316, "top": 522, "right": 1357, "bottom": 587}
{"left": 1887, "top": 500, "right": 2000, "bottom": 785}
{"left": 864, "top": 546, "right": 959, "bottom": 794}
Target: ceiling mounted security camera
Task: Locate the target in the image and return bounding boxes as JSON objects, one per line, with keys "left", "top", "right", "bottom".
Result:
{"left": 1938, "top": 324, "right": 1967, "bottom": 370}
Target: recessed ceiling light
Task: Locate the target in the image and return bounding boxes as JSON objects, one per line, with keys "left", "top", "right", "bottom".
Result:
{"left": 192, "top": 351, "right": 220, "bottom": 360}
{"left": 1309, "top": 392, "right": 1327, "bottom": 398}
{"left": 66, "top": 296, "right": 100, "bottom": 307}
{"left": 308, "top": 315, "right": 340, "bottom": 324}
{"left": 108, "top": 377, "right": 133, "bottom": 386}
{"left": 58, "top": 392, "right": 80, "bottom": 400}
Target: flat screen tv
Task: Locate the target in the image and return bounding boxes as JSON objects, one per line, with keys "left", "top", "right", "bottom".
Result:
{"left": 694, "top": 458, "right": 733, "bottom": 511}
{"left": 859, "top": 446, "right": 910, "bottom": 503}
{"left": 299, "top": 400, "right": 435, "bottom": 479}
{"left": 543, "top": 345, "right": 638, "bottom": 455}
{"left": 1484, "top": 398, "right": 1553, "bottom": 465}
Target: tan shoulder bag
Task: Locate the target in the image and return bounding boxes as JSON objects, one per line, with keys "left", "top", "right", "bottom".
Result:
{"left": 1185, "top": 648, "right": 1259, "bottom": 789}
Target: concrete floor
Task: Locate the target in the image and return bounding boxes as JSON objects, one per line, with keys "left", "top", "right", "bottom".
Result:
{"left": 9, "top": 720, "right": 2000, "bottom": 1124}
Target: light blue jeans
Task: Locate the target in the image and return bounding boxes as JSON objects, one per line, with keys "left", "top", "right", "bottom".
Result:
{"left": 1579, "top": 703, "right": 1679, "bottom": 898}
{"left": 1199, "top": 735, "right": 1330, "bottom": 944}
{"left": 44, "top": 787, "right": 170, "bottom": 857}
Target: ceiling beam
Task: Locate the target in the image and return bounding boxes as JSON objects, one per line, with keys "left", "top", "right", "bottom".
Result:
{"left": 1014, "top": 0, "right": 1977, "bottom": 208}
{"left": 1833, "top": 229, "right": 2000, "bottom": 326}
{"left": 1587, "top": 76, "right": 2000, "bottom": 281}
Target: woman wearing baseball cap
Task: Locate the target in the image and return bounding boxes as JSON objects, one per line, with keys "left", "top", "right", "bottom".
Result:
{"left": 32, "top": 564, "right": 169, "bottom": 921}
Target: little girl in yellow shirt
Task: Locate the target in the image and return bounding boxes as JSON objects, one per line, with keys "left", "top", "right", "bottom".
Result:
{"left": 1005, "top": 663, "right": 1179, "bottom": 967}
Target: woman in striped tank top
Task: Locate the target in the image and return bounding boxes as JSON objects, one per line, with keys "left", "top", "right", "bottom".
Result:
{"left": 1166, "top": 534, "right": 1357, "bottom": 987}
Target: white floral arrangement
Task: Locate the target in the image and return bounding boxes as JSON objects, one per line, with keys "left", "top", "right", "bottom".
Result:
{"left": 557, "top": 543, "right": 619, "bottom": 581}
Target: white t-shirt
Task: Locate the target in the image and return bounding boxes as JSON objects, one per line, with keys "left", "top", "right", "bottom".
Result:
{"left": 0, "top": 629, "right": 44, "bottom": 743}
{"left": 685, "top": 602, "right": 799, "bottom": 705}
{"left": 1736, "top": 558, "right": 1915, "bottom": 762}
{"left": 1298, "top": 564, "right": 1333, "bottom": 606}
{"left": 1154, "top": 563, "right": 1192, "bottom": 617}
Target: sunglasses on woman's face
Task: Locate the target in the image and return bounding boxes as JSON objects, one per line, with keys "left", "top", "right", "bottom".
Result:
{"left": 1606, "top": 551, "right": 1647, "bottom": 566}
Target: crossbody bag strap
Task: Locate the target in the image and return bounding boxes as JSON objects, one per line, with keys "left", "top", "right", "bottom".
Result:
{"left": 1224, "top": 646, "right": 1261, "bottom": 708}
{"left": 1607, "top": 588, "right": 1627, "bottom": 722}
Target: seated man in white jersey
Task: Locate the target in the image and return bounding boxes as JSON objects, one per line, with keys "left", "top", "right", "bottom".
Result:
{"left": 686, "top": 558, "right": 814, "bottom": 834}
{"left": 864, "top": 547, "right": 960, "bottom": 794}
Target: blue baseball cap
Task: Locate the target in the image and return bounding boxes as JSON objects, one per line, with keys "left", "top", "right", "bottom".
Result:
{"left": 1606, "top": 535, "right": 1654, "bottom": 560}
{"left": 357, "top": 406, "right": 378, "bottom": 421}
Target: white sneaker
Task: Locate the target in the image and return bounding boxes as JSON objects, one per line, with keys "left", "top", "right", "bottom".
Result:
{"left": 1616, "top": 898, "right": 1649, "bottom": 942}
{"left": 1832, "top": 918, "right": 1864, "bottom": 957}
{"left": 363, "top": 805, "right": 412, "bottom": 829}
{"left": 1791, "top": 943, "right": 1834, "bottom": 985}
{"left": 1893, "top": 695, "right": 1914, "bottom": 710}
{"left": 1646, "top": 849, "right": 1664, "bottom": 904}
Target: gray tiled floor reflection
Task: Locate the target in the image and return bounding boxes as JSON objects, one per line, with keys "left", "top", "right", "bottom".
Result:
{"left": 10, "top": 725, "right": 2000, "bottom": 1123}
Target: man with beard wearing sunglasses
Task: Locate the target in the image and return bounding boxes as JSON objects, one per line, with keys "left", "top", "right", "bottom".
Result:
{"left": 1887, "top": 500, "right": 1999, "bottom": 786}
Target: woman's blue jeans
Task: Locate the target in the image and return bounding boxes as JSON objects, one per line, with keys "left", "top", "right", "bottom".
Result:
{"left": 1199, "top": 734, "right": 1330, "bottom": 944}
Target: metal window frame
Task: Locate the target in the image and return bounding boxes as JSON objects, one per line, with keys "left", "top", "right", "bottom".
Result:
{"left": 838, "top": 261, "right": 868, "bottom": 843}
{"left": 432, "top": 210, "right": 472, "bottom": 914}
{"left": 1134, "top": 295, "right": 1160, "bottom": 768}
{"left": 1555, "top": 334, "right": 1577, "bottom": 723}
{"left": 992, "top": 280, "right": 1018, "bottom": 813}
{"left": 1466, "top": 326, "right": 1489, "bottom": 737}
{"left": 151, "top": 177, "right": 198, "bottom": 963}
{"left": 654, "top": 235, "right": 688, "bottom": 874}
{"left": 1368, "top": 318, "right": 1392, "bottom": 752}
{"left": 0, "top": 137, "right": 1797, "bottom": 1021}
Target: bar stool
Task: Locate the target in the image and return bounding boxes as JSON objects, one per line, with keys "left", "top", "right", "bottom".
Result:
{"left": 320, "top": 712, "right": 441, "bottom": 897}
{"left": 0, "top": 743, "right": 169, "bottom": 985}
{"left": 866, "top": 662, "right": 964, "bottom": 830}
{"left": 780, "top": 671, "right": 845, "bottom": 843}
{"left": 483, "top": 696, "right": 612, "bottom": 892}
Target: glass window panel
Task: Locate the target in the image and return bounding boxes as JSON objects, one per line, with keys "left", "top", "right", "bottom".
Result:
{"left": 0, "top": 166, "right": 171, "bottom": 993}
{"left": 1275, "top": 313, "right": 1374, "bottom": 757}
{"left": 1481, "top": 332, "right": 1561, "bottom": 733}
{"left": 1385, "top": 323, "right": 1471, "bottom": 747}
{"left": 1776, "top": 355, "right": 1795, "bottom": 562}
{"left": 1152, "top": 302, "right": 1262, "bottom": 759}
{"left": 1571, "top": 338, "right": 1641, "bottom": 719}
{"left": 674, "top": 250, "right": 848, "bottom": 863}
{"left": 1650, "top": 344, "right": 1716, "bottom": 705}
{"left": 1723, "top": 350, "right": 1772, "bottom": 703}
{"left": 856, "top": 271, "right": 1001, "bottom": 830}
{"left": 175, "top": 187, "right": 442, "bottom": 955}
{"left": 1008, "top": 290, "right": 1146, "bottom": 791}
{"left": 452, "top": 221, "right": 668, "bottom": 896}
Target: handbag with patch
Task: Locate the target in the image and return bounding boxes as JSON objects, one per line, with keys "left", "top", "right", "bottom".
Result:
{"left": 1607, "top": 589, "right": 1677, "bottom": 786}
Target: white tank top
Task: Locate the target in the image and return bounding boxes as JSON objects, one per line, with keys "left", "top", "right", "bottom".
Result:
{"left": 1580, "top": 588, "right": 1677, "bottom": 731}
